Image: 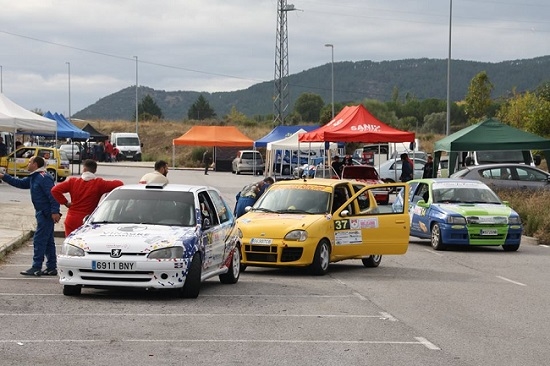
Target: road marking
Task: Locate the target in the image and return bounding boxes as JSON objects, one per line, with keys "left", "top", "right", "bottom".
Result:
{"left": 496, "top": 276, "right": 526, "bottom": 286}
{"left": 0, "top": 338, "right": 440, "bottom": 349}
{"left": 0, "top": 313, "right": 386, "bottom": 319}
{"left": 415, "top": 337, "right": 441, "bottom": 350}
{"left": 423, "top": 248, "right": 444, "bottom": 256}
{"left": 379, "top": 312, "right": 398, "bottom": 321}
{"left": 540, "top": 245, "right": 549, "bottom": 248}
{"left": 353, "top": 291, "right": 366, "bottom": 301}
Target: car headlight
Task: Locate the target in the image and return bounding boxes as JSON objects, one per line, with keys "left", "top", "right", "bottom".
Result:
{"left": 147, "top": 246, "right": 184, "bottom": 259}
{"left": 508, "top": 216, "right": 521, "bottom": 224}
{"left": 446, "top": 216, "right": 466, "bottom": 225}
{"left": 61, "top": 243, "right": 85, "bottom": 257}
{"left": 284, "top": 230, "right": 308, "bottom": 242}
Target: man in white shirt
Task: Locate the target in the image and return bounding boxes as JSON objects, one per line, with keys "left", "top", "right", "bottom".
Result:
{"left": 139, "top": 160, "right": 169, "bottom": 184}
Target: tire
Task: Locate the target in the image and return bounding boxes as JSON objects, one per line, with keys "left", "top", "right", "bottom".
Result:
{"left": 180, "top": 253, "right": 202, "bottom": 298}
{"left": 310, "top": 240, "right": 331, "bottom": 276}
{"left": 431, "top": 223, "right": 446, "bottom": 251}
{"left": 46, "top": 168, "right": 57, "bottom": 182}
{"left": 63, "top": 285, "right": 82, "bottom": 296}
{"left": 219, "top": 246, "right": 241, "bottom": 284}
{"left": 502, "top": 244, "right": 520, "bottom": 252}
{"left": 362, "top": 255, "right": 382, "bottom": 268}
{"left": 240, "top": 264, "right": 247, "bottom": 272}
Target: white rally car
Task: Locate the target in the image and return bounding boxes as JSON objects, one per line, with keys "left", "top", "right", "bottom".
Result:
{"left": 58, "top": 183, "right": 240, "bottom": 298}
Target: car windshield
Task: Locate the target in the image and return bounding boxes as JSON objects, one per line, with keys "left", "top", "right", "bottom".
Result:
{"left": 432, "top": 185, "right": 501, "bottom": 204}
{"left": 90, "top": 190, "right": 196, "bottom": 226}
{"left": 117, "top": 137, "right": 140, "bottom": 146}
{"left": 253, "top": 186, "right": 331, "bottom": 214}
{"left": 476, "top": 150, "right": 526, "bottom": 164}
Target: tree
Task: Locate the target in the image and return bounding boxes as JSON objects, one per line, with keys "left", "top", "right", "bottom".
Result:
{"left": 188, "top": 95, "right": 216, "bottom": 120}
{"left": 498, "top": 91, "right": 550, "bottom": 137}
{"left": 464, "top": 71, "right": 494, "bottom": 123}
{"left": 137, "top": 95, "right": 163, "bottom": 120}
{"left": 293, "top": 93, "right": 324, "bottom": 122}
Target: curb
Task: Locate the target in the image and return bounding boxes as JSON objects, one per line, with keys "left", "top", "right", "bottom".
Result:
{"left": 0, "top": 231, "right": 33, "bottom": 260}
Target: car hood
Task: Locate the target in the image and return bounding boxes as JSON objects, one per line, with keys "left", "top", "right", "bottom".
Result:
{"left": 237, "top": 212, "right": 325, "bottom": 236}
{"left": 435, "top": 203, "right": 514, "bottom": 218}
{"left": 66, "top": 224, "right": 197, "bottom": 253}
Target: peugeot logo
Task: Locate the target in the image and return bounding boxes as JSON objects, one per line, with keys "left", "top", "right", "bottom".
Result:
{"left": 110, "top": 249, "right": 122, "bottom": 258}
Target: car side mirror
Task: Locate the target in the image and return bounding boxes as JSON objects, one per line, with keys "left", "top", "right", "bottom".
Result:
{"left": 417, "top": 199, "right": 428, "bottom": 207}
{"left": 340, "top": 210, "right": 350, "bottom": 217}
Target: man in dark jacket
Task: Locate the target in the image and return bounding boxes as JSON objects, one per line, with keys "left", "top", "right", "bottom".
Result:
{"left": 399, "top": 153, "right": 414, "bottom": 182}
{"left": 0, "top": 156, "right": 61, "bottom": 276}
{"left": 422, "top": 155, "right": 434, "bottom": 178}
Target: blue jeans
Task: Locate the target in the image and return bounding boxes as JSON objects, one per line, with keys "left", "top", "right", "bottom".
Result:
{"left": 235, "top": 197, "right": 256, "bottom": 218}
{"left": 33, "top": 212, "right": 57, "bottom": 270}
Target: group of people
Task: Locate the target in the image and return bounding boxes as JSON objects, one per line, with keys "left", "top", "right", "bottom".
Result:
{"left": 399, "top": 152, "right": 434, "bottom": 182}
{"left": 331, "top": 154, "right": 354, "bottom": 178}
{"left": 81, "top": 140, "right": 119, "bottom": 162}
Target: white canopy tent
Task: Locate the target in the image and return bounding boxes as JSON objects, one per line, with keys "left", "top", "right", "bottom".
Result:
{"left": 0, "top": 93, "right": 57, "bottom": 134}
{"left": 265, "top": 129, "right": 338, "bottom": 177}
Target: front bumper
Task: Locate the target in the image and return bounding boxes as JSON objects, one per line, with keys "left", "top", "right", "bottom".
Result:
{"left": 241, "top": 238, "right": 317, "bottom": 267}
{"left": 58, "top": 255, "right": 192, "bottom": 289}
{"left": 439, "top": 223, "right": 523, "bottom": 246}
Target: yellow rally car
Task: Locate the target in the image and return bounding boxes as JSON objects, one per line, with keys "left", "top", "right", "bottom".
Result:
{"left": 0, "top": 146, "right": 71, "bottom": 182}
{"left": 235, "top": 178, "right": 410, "bottom": 275}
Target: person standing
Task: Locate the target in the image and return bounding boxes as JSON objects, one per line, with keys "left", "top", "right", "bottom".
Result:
{"left": 202, "top": 149, "right": 213, "bottom": 175}
{"left": 0, "top": 136, "right": 7, "bottom": 157}
{"left": 399, "top": 153, "right": 414, "bottom": 182}
{"left": 331, "top": 156, "right": 344, "bottom": 178}
{"left": 51, "top": 159, "right": 124, "bottom": 237}
{"left": 234, "top": 177, "right": 275, "bottom": 218}
{"left": 422, "top": 155, "right": 434, "bottom": 178}
{"left": 0, "top": 156, "right": 61, "bottom": 276}
{"left": 139, "top": 160, "right": 169, "bottom": 184}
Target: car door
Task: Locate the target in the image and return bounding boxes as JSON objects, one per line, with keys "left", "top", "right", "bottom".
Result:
{"left": 409, "top": 182, "right": 431, "bottom": 238}
{"left": 197, "top": 190, "right": 225, "bottom": 274}
{"left": 512, "top": 166, "right": 550, "bottom": 190}
{"left": 207, "top": 189, "right": 236, "bottom": 265}
{"left": 331, "top": 183, "right": 410, "bottom": 258}
{"left": 10, "top": 147, "right": 37, "bottom": 175}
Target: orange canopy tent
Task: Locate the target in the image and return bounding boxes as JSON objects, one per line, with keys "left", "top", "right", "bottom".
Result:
{"left": 299, "top": 104, "right": 415, "bottom": 143}
{"left": 172, "top": 126, "right": 254, "bottom": 147}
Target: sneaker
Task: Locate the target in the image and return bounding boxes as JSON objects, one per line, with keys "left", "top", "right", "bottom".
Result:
{"left": 20, "top": 268, "right": 42, "bottom": 276}
{"left": 41, "top": 268, "right": 58, "bottom": 276}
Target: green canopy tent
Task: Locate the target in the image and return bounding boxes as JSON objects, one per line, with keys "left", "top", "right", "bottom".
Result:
{"left": 434, "top": 118, "right": 550, "bottom": 175}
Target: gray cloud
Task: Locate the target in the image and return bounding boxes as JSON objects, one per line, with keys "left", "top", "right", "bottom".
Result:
{"left": 0, "top": 0, "right": 548, "bottom": 115}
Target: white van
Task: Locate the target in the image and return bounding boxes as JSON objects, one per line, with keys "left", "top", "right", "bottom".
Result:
{"left": 110, "top": 132, "right": 142, "bottom": 161}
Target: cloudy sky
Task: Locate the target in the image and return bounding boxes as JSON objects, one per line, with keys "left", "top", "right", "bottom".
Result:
{"left": 1, "top": 0, "right": 548, "bottom": 116}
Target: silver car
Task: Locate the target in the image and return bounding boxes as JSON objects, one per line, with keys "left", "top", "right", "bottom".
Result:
{"left": 58, "top": 144, "right": 82, "bottom": 163}
{"left": 377, "top": 157, "right": 427, "bottom": 182}
{"left": 450, "top": 163, "right": 550, "bottom": 190}
{"left": 232, "top": 150, "right": 265, "bottom": 175}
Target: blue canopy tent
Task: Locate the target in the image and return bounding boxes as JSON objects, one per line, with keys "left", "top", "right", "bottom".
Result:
{"left": 44, "top": 111, "right": 90, "bottom": 140}
{"left": 254, "top": 125, "right": 319, "bottom": 148}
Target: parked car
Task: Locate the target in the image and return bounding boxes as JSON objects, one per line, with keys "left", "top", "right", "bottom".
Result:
{"left": 340, "top": 165, "right": 390, "bottom": 205}
{"left": 377, "top": 157, "right": 427, "bottom": 182}
{"left": 236, "top": 178, "right": 410, "bottom": 275}
{"left": 0, "top": 146, "right": 70, "bottom": 182}
{"left": 395, "top": 178, "right": 523, "bottom": 251}
{"left": 449, "top": 163, "right": 550, "bottom": 190}
{"left": 59, "top": 144, "right": 82, "bottom": 163}
{"left": 58, "top": 183, "right": 241, "bottom": 297}
{"left": 232, "top": 150, "right": 265, "bottom": 175}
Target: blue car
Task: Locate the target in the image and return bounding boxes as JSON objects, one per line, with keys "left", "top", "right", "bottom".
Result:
{"left": 396, "top": 178, "right": 523, "bottom": 251}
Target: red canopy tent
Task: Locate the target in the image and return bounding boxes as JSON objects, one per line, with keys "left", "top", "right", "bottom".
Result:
{"left": 299, "top": 105, "right": 415, "bottom": 143}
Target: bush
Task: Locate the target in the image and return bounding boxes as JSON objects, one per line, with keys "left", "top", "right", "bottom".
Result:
{"left": 493, "top": 187, "right": 550, "bottom": 245}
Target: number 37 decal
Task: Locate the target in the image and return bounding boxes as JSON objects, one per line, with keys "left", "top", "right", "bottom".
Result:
{"left": 334, "top": 219, "right": 349, "bottom": 231}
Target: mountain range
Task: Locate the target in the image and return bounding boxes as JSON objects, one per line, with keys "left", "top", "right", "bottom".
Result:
{"left": 73, "top": 56, "right": 550, "bottom": 121}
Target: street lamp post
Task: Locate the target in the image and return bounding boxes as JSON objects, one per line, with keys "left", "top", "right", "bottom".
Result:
{"left": 446, "top": 0, "right": 452, "bottom": 136}
{"left": 66, "top": 62, "right": 71, "bottom": 122}
{"left": 134, "top": 56, "right": 139, "bottom": 134}
{"left": 324, "top": 44, "right": 334, "bottom": 120}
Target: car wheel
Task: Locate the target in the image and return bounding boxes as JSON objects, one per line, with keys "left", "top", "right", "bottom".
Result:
{"left": 46, "top": 168, "right": 57, "bottom": 181}
{"left": 431, "top": 223, "right": 446, "bottom": 251}
{"left": 362, "top": 255, "right": 382, "bottom": 268}
{"left": 502, "top": 244, "right": 520, "bottom": 252}
{"left": 310, "top": 240, "right": 331, "bottom": 276}
{"left": 219, "top": 245, "right": 241, "bottom": 284}
{"left": 63, "top": 285, "right": 82, "bottom": 296}
{"left": 180, "top": 253, "right": 202, "bottom": 298}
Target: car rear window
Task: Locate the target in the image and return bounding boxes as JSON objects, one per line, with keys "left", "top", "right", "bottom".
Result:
{"left": 241, "top": 152, "right": 262, "bottom": 160}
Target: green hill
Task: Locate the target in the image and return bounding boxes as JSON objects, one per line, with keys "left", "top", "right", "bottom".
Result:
{"left": 74, "top": 56, "right": 550, "bottom": 121}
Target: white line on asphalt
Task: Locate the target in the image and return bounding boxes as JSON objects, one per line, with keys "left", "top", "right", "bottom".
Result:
{"left": 540, "top": 245, "right": 549, "bottom": 248}
{"left": 423, "top": 248, "right": 444, "bottom": 256}
{"left": 0, "top": 313, "right": 386, "bottom": 318}
{"left": 379, "top": 312, "right": 398, "bottom": 321}
{"left": 0, "top": 338, "right": 440, "bottom": 348}
{"left": 353, "top": 291, "right": 366, "bottom": 301}
{"left": 496, "top": 276, "right": 526, "bottom": 286}
{"left": 414, "top": 337, "right": 441, "bottom": 350}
